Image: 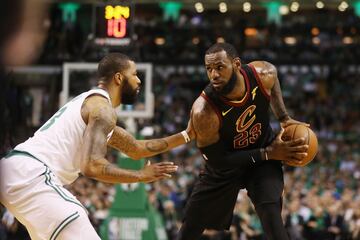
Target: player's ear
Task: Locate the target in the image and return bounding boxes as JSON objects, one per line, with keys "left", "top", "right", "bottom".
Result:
{"left": 114, "top": 72, "right": 124, "bottom": 85}
{"left": 233, "top": 57, "right": 241, "bottom": 70}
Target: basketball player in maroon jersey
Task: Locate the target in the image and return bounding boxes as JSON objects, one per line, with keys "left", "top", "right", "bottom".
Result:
{"left": 177, "top": 43, "right": 309, "bottom": 240}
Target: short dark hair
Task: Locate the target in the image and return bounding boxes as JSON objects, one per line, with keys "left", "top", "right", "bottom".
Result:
{"left": 205, "top": 43, "right": 239, "bottom": 60}
{"left": 98, "top": 53, "right": 131, "bottom": 82}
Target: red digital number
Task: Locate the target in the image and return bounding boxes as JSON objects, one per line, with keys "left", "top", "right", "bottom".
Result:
{"left": 107, "top": 18, "right": 127, "bottom": 38}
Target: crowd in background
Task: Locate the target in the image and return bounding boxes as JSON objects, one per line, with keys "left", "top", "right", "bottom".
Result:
{"left": 1, "top": 3, "right": 360, "bottom": 240}
{"left": 38, "top": 4, "right": 360, "bottom": 65}
{"left": 2, "top": 64, "right": 359, "bottom": 240}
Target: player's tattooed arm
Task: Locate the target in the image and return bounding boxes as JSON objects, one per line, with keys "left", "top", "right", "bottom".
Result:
{"left": 191, "top": 96, "right": 220, "bottom": 148}
{"left": 108, "top": 124, "right": 192, "bottom": 160}
{"left": 80, "top": 96, "right": 177, "bottom": 183}
{"left": 250, "top": 60, "right": 289, "bottom": 122}
{"left": 107, "top": 106, "right": 195, "bottom": 159}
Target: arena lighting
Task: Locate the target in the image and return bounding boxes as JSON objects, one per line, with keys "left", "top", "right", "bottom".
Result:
{"left": 219, "top": 2, "right": 227, "bottom": 13}
{"left": 192, "top": 37, "right": 200, "bottom": 44}
{"left": 343, "top": 36, "right": 353, "bottom": 44}
{"left": 266, "top": 1, "right": 281, "bottom": 24}
{"left": 354, "top": 0, "right": 360, "bottom": 17}
{"left": 154, "top": 37, "right": 165, "bottom": 45}
{"left": 244, "top": 28, "right": 258, "bottom": 36}
{"left": 338, "top": 6, "right": 346, "bottom": 11}
{"left": 338, "top": 1, "right": 349, "bottom": 11}
{"left": 243, "top": 2, "right": 251, "bottom": 12}
{"left": 195, "top": 2, "right": 204, "bottom": 13}
{"left": 279, "top": 5, "right": 289, "bottom": 15}
{"left": 316, "top": 1, "right": 325, "bottom": 9}
{"left": 290, "top": 2, "right": 299, "bottom": 12}
{"left": 311, "top": 27, "right": 320, "bottom": 36}
{"left": 159, "top": 2, "right": 183, "bottom": 21}
{"left": 191, "top": 16, "right": 202, "bottom": 25}
{"left": 217, "top": 37, "right": 225, "bottom": 43}
{"left": 59, "top": 3, "right": 80, "bottom": 23}
{"left": 312, "top": 37, "right": 321, "bottom": 45}
{"left": 284, "top": 36, "right": 297, "bottom": 45}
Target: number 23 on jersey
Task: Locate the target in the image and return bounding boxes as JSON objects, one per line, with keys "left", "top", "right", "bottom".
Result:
{"left": 233, "top": 105, "right": 262, "bottom": 149}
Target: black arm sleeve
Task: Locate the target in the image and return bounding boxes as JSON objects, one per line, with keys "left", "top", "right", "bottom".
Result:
{"left": 199, "top": 141, "right": 264, "bottom": 169}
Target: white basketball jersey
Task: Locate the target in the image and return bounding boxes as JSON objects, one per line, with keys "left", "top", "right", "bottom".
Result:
{"left": 15, "top": 88, "right": 113, "bottom": 185}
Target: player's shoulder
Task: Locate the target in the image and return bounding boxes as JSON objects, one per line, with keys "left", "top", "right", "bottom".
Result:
{"left": 248, "top": 60, "right": 276, "bottom": 70}
{"left": 248, "top": 60, "right": 277, "bottom": 89}
{"left": 191, "top": 94, "right": 221, "bottom": 144}
{"left": 82, "top": 94, "right": 116, "bottom": 126}
{"left": 193, "top": 94, "right": 214, "bottom": 116}
{"left": 191, "top": 95, "right": 219, "bottom": 125}
{"left": 248, "top": 60, "right": 277, "bottom": 76}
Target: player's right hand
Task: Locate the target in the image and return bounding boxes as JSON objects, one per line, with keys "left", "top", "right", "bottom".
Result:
{"left": 139, "top": 161, "right": 178, "bottom": 183}
{"left": 280, "top": 117, "right": 310, "bottom": 129}
{"left": 266, "top": 128, "right": 309, "bottom": 162}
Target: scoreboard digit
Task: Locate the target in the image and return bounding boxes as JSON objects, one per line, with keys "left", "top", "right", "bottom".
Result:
{"left": 94, "top": 3, "right": 133, "bottom": 46}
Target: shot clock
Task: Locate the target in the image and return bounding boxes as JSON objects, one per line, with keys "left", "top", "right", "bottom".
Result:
{"left": 94, "top": 3, "right": 134, "bottom": 46}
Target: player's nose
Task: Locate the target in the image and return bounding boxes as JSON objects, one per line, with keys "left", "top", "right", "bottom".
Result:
{"left": 136, "top": 76, "right": 141, "bottom": 86}
{"left": 210, "top": 69, "right": 220, "bottom": 80}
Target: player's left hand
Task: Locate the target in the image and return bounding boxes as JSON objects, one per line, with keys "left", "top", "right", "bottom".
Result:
{"left": 280, "top": 117, "right": 310, "bottom": 129}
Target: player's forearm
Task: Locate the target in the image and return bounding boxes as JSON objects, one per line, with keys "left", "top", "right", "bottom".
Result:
{"left": 81, "top": 158, "right": 142, "bottom": 183}
{"left": 136, "top": 131, "right": 190, "bottom": 158}
{"left": 270, "top": 78, "right": 289, "bottom": 122}
{"left": 108, "top": 126, "right": 191, "bottom": 160}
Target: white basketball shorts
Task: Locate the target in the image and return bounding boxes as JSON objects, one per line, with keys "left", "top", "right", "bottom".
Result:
{"left": 0, "top": 151, "right": 101, "bottom": 240}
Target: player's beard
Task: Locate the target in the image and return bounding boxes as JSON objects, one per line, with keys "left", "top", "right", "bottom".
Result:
{"left": 217, "top": 68, "right": 237, "bottom": 96}
{"left": 121, "top": 78, "right": 138, "bottom": 105}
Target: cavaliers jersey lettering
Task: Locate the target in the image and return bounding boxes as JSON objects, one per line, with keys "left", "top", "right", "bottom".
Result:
{"left": 201, "top": 64, "right": 274, "bottom": 154}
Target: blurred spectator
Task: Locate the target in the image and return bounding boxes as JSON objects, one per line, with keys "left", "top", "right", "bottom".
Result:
{"left": 303, "top": 206, "right": 327, "bottom": 240}
{"left": 284, "top": 199, "right": 305, "bottom": 240}
{"left": 325, "top": 203, "right": 347, "bottom": 240}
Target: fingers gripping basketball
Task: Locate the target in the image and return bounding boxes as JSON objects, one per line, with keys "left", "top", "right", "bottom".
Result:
{"left": 281, "top": 124, "right": 318, "bottom": 167}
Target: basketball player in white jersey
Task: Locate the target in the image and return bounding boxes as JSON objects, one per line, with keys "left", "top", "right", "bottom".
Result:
{"left": 0, "top": 53, "right": 195, "bottom": 240}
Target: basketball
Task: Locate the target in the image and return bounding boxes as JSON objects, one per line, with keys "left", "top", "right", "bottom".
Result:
{"left": 281, "top": 124, "right": 318, "bottom": 167}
